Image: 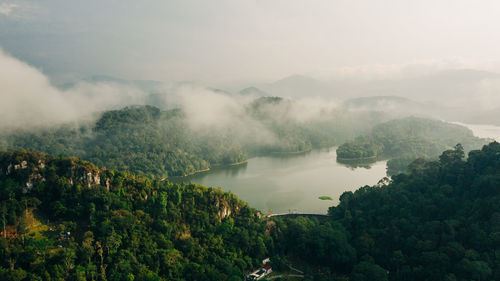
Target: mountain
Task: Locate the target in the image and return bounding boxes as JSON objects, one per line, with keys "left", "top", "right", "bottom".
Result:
{"left": 1, "top": 140, "right": 499, "bottom": 280}
{"left": 0, "top": 103, "right": 349, "bottom": 178}
{"left": 336, "top": 117, "right": 490, "bottom": 173}
{"left": 271, "top": 141, "right": 500, "bottom": 280}
{"left": 260, "top": 75, "right": 337, "bottom": 99}
{"left": 0, "top": 150, "right": 268, "bottom": 280}
{"left": 336, "top": 69, "right": 500, "bottom": 106}
{"left": 0, "top": 106, "right": 247, "bottom": 178}
{"left": 239, "top": 86, "right": 269, "bottom": 97}
{"left": 342, "top": 95, "right": 443, "bottom": 118}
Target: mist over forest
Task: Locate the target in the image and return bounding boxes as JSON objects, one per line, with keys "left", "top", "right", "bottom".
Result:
{"left": 1, "top": 1, "right": 500, "bottom": 281}
{"left": 2, "top": 46, "right": 500, "bottom": 134}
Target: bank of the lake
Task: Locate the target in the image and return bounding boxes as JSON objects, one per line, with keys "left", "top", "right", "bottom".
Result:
{"left": 453, "top": 122, "right": 500, "bottom": 142}
{"left": 175, "top": 148, "right": 387, "bottom": 214}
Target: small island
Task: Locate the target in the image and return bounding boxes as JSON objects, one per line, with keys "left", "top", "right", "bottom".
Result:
{"left": 318, "top": 196, "right": 333, "bottom": 200}
{"left": 336, "top": 117, "right": 489, "bottom": 173}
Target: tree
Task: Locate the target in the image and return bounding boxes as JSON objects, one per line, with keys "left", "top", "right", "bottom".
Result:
{"left": 350, "top": 261, "right": 388, "bottom": 281}
{"left": 81, "top": 231, "right": 95, "bottom": 265}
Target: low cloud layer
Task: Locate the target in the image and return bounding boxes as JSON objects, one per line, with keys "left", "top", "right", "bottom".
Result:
{"left": 0, "top": 48, "right": 149, "bottom": 130}
{"left": 1, "top": 45, "right": 500, "bottom": 135}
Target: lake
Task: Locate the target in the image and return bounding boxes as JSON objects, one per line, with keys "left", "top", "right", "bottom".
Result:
{"left": 176, "top": 122, "right": 500, "bottom": 215}
{"left": 177, "top": 149, "right": 387, "bottom": 214}
{"left": 454, "top": 122, "right": 500, "bottom": 142}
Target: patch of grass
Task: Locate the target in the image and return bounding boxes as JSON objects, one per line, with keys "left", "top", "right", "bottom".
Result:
{"left": 25, "top": 209, "right": 50, "bottom": 239}
{"left": 318, "top": 196, "right": 333, "bottom": 200}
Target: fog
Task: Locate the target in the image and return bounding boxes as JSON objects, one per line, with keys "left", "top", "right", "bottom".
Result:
{"left": 1, "top": 45, "right": 500, "bottom": 137}
{"left": 1, "top": 1, "right": 500, "bottom": 132}
{"left": 0, "top": 48, "right": 150, "bottom": 130}
{"left": 0, "top": 48, "right": 342, "bottom": 145}
{"left": 1, "top": 1, "right": 500, "bottom": 126}
{"left": 2, "top": 1, "right": 500, "bottom": 85}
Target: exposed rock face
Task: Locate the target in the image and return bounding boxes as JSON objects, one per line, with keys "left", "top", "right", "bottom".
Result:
{"left": 1, "top": 152, "right": 106, "bottom": 191}
{"left": 214, "top": 199, "right": 238, "bottom": 221}
{"left": 2, "top": 157, "right": 47, "bottom": 193}
{"left": 68, "top": 162, "right": 102, "bottom": 188}
{"left": 5, "top": 160, "right": 29, "bottom": 175}
{"left": 218, "top": 205, "right": 232, "bottom": 219}
{"left": 80, "top": 171, "right": 101, "bottom": 188}
{"left": 24, "top": 172, "right": 46, "bottom": 194}
{"left": 14, "top": 160, "right": 28, "bottom": 170}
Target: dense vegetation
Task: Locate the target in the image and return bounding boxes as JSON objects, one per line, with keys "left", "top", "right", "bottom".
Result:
{"left": 0, "top": 106, "right": 247, "bottom": 179}
{"left": 244, "top": 97, "right": 335, "bottom": 154}
{"left": 272, "top": 142, "right": 500, "bottom": 280}
{"left": 1, "top": 99, "right": 389, "bottom": 179}
{"left": 0, "top": 150, "right": 270, "bottom": 280}
{"left": 1, "top": 142, "right": 499, "bottom": 280}
{"left": 337, "top": 117, "right": 488, "bottom": 174}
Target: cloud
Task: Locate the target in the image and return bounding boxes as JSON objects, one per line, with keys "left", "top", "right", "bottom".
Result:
{"left": 0, "top": 3, "right": 17, "bottom": 16}
{"left": 0, "top": 47, "right": 149, "bottom": 130}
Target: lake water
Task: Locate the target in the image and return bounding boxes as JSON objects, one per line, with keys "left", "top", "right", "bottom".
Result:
{"left": 177, "top": 123, "right": 500, "bottom": 214}
{"left": 176, "top": 123, "right": 500, "bottom": 215}
{"left": 454, "top": 122, "right": 500, "bottom": 142}
{"left": 177, "top": 149, "right": 387, "bottom": 214}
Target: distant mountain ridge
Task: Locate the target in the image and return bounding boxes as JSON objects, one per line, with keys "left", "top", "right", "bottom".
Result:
{"left": 258, "top": 74, "right": 337, "bottom": 99}
{"left": 239, "top": 86, "right": 269, "bottom": 97}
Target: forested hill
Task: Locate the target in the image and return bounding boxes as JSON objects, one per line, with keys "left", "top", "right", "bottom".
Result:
{"left": 0, "top": 106, "right": 246, "bottom": 179}
{"left": 271, "top": 142, "right": 500, "bottom": 280}
{"left": 0, "top": 101, "right": 387, "bottom": 179}
{"left": 0, "top": 150, "right": 270, "bottom": 280}
{"left": 336, "top": 117, "right": 489, "bottom": 174}
{"left": 1, "top": 143, "right": 499, "bottom": 280}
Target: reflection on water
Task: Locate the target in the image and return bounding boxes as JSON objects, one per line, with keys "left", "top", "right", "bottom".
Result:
{"left": 175, "top": 122, "right": 500, "bottom": 214}
{"left": 336, "top": 157, "right": 378, "bottom": 169}
{"left": 175, "top": 148, "right": 387, "bottom": 214}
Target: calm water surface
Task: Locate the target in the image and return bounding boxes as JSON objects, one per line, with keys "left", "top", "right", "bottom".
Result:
{"left": 177, "top": 148, "right": 387, "bottom": 214}
{"left": 176, "top": 123, "right": 500, "bottom": 214}
{"left": 455, "top": 122, "right": 500, "bottom": 142}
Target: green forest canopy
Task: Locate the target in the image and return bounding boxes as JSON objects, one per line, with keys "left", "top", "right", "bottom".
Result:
{"left": 336, "top": 117, "right": 489, "bottom": 174}
{"left": 0, "top": 141, "right": 499, "bottom": 280}
{"left": 0, "top": 100, "right": 388, "bottom": 179}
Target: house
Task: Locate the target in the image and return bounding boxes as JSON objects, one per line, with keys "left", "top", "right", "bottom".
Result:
{"left": 246, "top": 260, "right": 272, "bottom": 281}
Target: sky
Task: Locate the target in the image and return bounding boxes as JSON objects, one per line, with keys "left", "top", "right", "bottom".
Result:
{"left": 1, "top": 0, "right": 500, "bottom": 84}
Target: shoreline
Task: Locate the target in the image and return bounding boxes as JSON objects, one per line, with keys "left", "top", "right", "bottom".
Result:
{"left": 270, "top": 148, "right": 313, "bottom": 155}
{"left": 336, "top": 155, "right": 377, "bottom": 161}
{"left": 228, "top": 160, "right": 248, "bottom": 166}
{"left": 171, "top": 160, "right": 249, "bottom": 180}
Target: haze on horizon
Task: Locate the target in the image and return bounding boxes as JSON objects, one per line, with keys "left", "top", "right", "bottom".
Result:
{"left": 1, "top": 0, "right": 500, "bottom": 130}
{"left": 1, "top": 0, "right": 500, "bottom": 85}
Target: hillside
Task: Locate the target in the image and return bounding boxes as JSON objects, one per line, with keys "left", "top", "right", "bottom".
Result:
{"left": 0, "top": 150, "right": 269, "bottom": 280}
{"left": 0, "top": 106, "right": 246, "bottom": 179}
{"left": 336, "top": 117, "right": 489, "bottom": 174}
{"left": 239, "top": 87, "right": 269, "bottom": 97}
{"left": 1, "top": 101, "right": 393, "bottom": 179}
{"left": 271, "top": 142, "right": 500, "bottom": 280}
{"left": 1, "top": 143, "right": 499, "bottom": 280}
